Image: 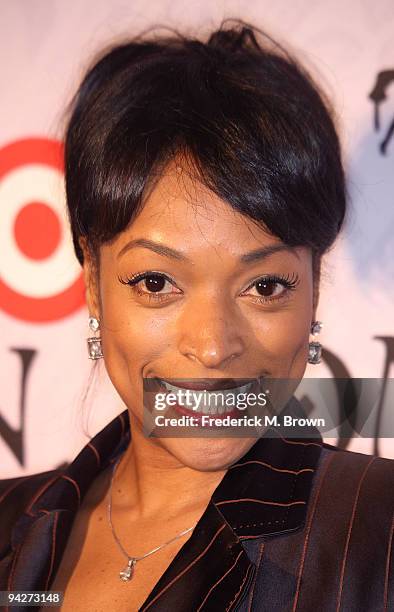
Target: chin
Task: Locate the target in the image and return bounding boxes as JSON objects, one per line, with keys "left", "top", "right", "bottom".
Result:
{"left": 162, "top": 436, "right": 257, "bottom": 472}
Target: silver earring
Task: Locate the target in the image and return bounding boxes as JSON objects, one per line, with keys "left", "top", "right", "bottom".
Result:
{"left": 87, "top": 316, "right": 103, "bottom": 360}
{"left": 308, "top": 320, "right": 323, "bottom": 364}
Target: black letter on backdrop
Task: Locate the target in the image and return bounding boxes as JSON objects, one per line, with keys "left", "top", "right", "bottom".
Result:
{"left": 320, "top": 347, "right": 356, "bottom": 451}
{"left": 373, "top": 336, "right": 394, "bottom": 456}
{"left": 0, "top": 348, "right": 36, "bottom": 466}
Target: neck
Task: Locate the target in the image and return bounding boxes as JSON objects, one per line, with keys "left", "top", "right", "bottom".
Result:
{"left": 112, "top": 414, "right": 227, "bottom": 521}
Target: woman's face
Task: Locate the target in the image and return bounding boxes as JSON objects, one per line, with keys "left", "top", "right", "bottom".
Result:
{"left": 83, "top": 158, "right": 319, "bottom": 471}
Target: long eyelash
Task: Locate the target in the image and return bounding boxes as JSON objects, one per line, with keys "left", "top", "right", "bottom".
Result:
{"left": 246, "top": 272, "right": 300, "bottom": 303}
{"left": 256, "top": 272, "right": 300, "bottom": 289}
{"left": 118, "top": 271, "right": 173, "bottom": 286}
{"left": 118, "top": 271, "right": 175, "bottom": 303}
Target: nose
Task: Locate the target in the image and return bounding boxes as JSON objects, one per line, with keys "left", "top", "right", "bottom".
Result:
{"left": 177, "top": 294, "right": 245, "bottom": 370}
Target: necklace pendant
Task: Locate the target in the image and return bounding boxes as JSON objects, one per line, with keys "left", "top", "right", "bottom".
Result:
{"left": 119, "top": 558, "right": 136, "bottom": 582}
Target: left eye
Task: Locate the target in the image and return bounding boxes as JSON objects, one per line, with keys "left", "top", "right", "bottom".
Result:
{"left": 247, "top": 279, "right": 285, "bottom": 298}
{"left": 139, "top": 274, "right": 174, "bottom": 293}
{"left": 241, "top": 273, "right": 299, "bottom": 302}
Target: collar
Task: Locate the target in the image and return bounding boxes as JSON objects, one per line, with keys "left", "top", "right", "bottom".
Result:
{"left": 8, "top": 398, "right": 323, "bottom": 610}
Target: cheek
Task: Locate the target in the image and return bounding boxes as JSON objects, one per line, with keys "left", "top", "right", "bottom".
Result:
{"left": 98, "top": 282, "right": 173, "bottom": 401}
{"left": 253, "top": 314, "right": 307, "bottom": 359}
{"left": 250, "top": 294, "right": 313, "bottom": 372}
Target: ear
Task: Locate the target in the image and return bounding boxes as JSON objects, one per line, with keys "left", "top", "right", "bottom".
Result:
{"left": 78, "top": 237, "right": 101, "bottom": 320}
{"left": 312, "top": 253, "right": 321, "bottom": 321}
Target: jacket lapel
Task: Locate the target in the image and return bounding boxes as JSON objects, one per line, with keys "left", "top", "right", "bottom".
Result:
{"left": 212, "top": 431, "right": 322, "bottom": 538}
{"left": 139, "top": 502, "right": 255, "bottom": 611}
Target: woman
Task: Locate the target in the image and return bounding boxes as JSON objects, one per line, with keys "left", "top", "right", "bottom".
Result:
{"left": 1, "top": 21, "right": 393, "bottom": 612}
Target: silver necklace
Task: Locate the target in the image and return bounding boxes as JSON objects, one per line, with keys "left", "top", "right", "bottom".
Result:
{"left": 107, "top": 455, "right": 197, "bottom": 582}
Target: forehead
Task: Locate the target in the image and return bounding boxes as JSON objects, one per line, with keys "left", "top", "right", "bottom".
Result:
{"left": 111, "top": 157, "right": 288, "bottom": 257}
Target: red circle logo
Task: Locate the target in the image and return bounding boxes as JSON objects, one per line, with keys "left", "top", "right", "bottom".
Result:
{"left": 14, "top": 201, "right": 62, "bottom": 261}
{"left": 0, "top": 138, "right": 85, "bottom": 322}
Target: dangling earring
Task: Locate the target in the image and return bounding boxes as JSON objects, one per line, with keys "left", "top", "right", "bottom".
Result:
{"left": 308, "top": 320, "right": 323, "bottom": 364}
{"left": 87, "top": 316, "right": 103, "bottom": 360}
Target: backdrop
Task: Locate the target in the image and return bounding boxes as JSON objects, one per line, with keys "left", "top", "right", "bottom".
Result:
{"left": 1, "top": 0, "right": 394, "bottom": 477}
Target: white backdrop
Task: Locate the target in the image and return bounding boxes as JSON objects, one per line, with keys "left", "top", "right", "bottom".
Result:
{"left": 1, "top": 0, "right": 393, "bottom": 477}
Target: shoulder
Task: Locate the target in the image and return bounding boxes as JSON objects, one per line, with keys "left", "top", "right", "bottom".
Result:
{"left": 312, "top": 442, "right": 394, "bottom": 533}
{"left": 318, "top": 441, "right": 394, "bottom": 489}
{"left": 0, "top": 469, "right": 63, "bottom": 554}
{"left": 313, "top": 446, "right": 394, "bottom": 604}
{"left": 0, "top": 469, "right": 62, "bottom": 508}
{"left": 320, "top": 440, "right": 394, "bottom": 472}
{"left": 248, "top": 445, "right": 394, "bottom": 609}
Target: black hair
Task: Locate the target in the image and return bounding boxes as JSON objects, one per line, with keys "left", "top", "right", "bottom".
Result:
{"left": 64, "top": 19, "right": 347, "bottom": 270}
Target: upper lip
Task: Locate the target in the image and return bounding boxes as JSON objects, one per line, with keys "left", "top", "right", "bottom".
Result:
{"left": 157, "top": 377, "right": 258, "bottom": 390}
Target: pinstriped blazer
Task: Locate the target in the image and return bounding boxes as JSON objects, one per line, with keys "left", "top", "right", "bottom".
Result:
{"left": 0, "top": 403, "right": 393, "bottom": 612}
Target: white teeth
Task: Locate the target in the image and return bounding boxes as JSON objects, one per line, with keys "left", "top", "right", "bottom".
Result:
{"left": 161, "top": 381, "right": 182, "bottom": 394}
{"left": 159, "top": 380, "right": 254, "bottom": 414}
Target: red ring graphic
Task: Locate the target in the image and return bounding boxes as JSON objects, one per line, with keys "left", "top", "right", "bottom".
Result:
{"left": 0, "top": 138, "right": 85, "bottom": 322}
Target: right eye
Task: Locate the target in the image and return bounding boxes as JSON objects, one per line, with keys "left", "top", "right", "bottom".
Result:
{"left": 118, "top": 271, "right": 182, "bottom": 303}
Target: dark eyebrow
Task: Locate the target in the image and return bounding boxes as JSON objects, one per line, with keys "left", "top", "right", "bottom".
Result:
{"left": 117, "top": 239, "right": 299, "bottom": 263}
{"left": 117, "top": 239, "right": 188, "bottom": 261}
{"left": 239, "top": 244, "right": 300, "bottom": 263}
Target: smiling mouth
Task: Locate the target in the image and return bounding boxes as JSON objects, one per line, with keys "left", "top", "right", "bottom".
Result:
{"left": 157, "top": 377, "right": 255, "bottom": 391}
{"left": 151, "top": 376, "right": 263, "bottom": 417}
